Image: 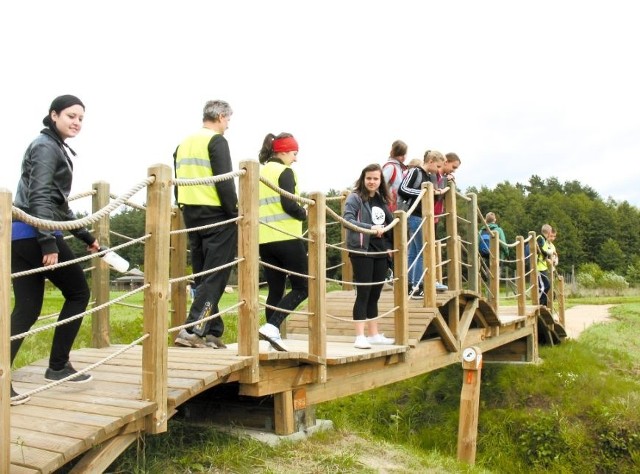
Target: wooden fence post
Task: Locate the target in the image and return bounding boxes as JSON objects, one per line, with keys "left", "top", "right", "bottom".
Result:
{"left": 423, "top": 182, "right": 437, "bottom": 307}
{"left": 516, "top": 236, "right": 526, "bottom": 316}
{"left": 91, "top": 181, "right": 111, "bottom": 348}
{"left": 141, "top": 164, "right": 172, "bottom": 434}
{"left": 489, "top": 230, "right": 500, "bottom": 312}
{"left": 237, "top": 160, "right": 259, "bottom": 383}
{"left": 0, "top": 189, "right": 12, "bottom": 472}
{"left": 393, "top": 210, "right": 409, "bottom": 346}
{"left": 340, "top": 190, "right": 352, "bottom": 290}
{"left": 307, "top": 192, "right": 327, "bottom": 383}
{"left": 468, "top": 193, "right": 480, "bottom": 293}
{"left": 457, "top": 346, "right": 483, "bottom": 465}
{"left": 170, "top": 207, "right": 187, "bottom": 336}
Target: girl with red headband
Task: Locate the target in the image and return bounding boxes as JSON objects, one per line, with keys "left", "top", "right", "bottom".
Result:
{"left": 257, "top": 132, "right": 308, "bottom": 350}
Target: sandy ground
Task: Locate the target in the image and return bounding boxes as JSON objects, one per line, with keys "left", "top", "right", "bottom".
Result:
{"left": 561, "top": 304, "right": 615, "bottom": 339}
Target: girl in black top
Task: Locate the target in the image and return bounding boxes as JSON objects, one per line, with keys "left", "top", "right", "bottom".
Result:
{"left": 343, "top": 164, "right": 395, "bottom": 349}
{"left": 10, "top": 95, "right": 100, "bottom": 405}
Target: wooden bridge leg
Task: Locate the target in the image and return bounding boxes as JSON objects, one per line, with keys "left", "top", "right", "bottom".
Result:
{"left": 69, "top": 433, "right": 138, "bottom": 473}
{"left": 457, "top": 347, "right": 483, "bottom": 465}
{"left": 274, "top": 390, "right": 295, "bottom": 435}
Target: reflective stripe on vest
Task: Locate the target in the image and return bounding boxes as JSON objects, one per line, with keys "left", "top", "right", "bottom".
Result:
{"left": 259, "top": 161, "right": 302, "bottom": 244}
{"left": 175, "top": 128, "right": 222, "bottom": 206}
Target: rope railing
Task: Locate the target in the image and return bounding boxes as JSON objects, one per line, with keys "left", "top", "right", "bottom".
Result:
{"left": 11, "top": 235, "right": 149, "bottom": 279}
{"left": 108, "top": 193, "right": 147, "bottom": 211}
{"left": 168, "top": 301, "right": 245, "bottom": 334}
{"left": 10, "top": 284, "right": 149, "bottom": 342}
{"left": 12, "top": 334, "right": 150, "bottom": 402}
{"left": 12, "top": 176, "right": 155, "bottom": 231}
{"left": 172, "top": 168, "right": 246, "bottom": 186}
{"left": 168, "top": 257, "right": 244, "bottom": 285}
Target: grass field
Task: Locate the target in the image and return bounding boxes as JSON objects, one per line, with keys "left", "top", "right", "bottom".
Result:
{"left": 9, "top": 291, "right": 640, "bottom": 472}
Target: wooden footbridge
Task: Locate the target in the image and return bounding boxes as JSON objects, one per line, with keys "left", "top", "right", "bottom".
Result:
{"left": 1, "top": 161, "right": 566, "bottom": 472}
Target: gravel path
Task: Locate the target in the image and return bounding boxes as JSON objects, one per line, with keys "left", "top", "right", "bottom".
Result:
{"left": 562, "top": 304, "right": 614, "bottom": 339}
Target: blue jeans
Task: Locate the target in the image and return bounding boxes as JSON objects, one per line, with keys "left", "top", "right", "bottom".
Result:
{"left": 408, "top": 215, "right": 424, "bottom": 288}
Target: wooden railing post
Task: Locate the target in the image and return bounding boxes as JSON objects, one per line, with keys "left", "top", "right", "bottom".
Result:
{"left": 558, "top": 276, "right": 566, "bottom": 327}
{"left": 445, "top": 183, "right": 461, "bottom": 291}
{"left": 489, "top": 230, "right": 500, "bottom": 312}
{"left": 91, "top": 181, "right": 111, "bottom": 348}
{"left": 529, "top": 231, "right": 540, "bottom": 306}
{"left": 340, "top": 190, "right": 352, "bottom": 290}
{"left": 393, "top": 210, "right": 409, "bottom": 346}
{"left": 423, "top": 182, "right": 437, "bottom": 307}
{"left": 141, "top": 164, "right": 172, "bottom": 434}
{"left": 307, "top": 192, "right": 327, "bottom": 383}
{"left": 170, "top": 207, "right": 188, "bottom": 337}
{"left": 0, "top": 189, "right": 12, "bottom": 472}
{"left": 237, "top": 160, "right": 259, "bottom": 383}
{"left": 515, "top": 236, "right": 526, "bottom": 316}
{"left": 468, "top": 193, "right": 480, "bottom": 293}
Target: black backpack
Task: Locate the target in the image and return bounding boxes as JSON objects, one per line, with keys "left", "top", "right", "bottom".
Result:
{"left": 479, "top": 228, "right": 491, "bottom": 257}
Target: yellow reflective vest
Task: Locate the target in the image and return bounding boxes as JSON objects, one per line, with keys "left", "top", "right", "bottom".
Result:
{"left": 259, "top": 161, "right": 302, "bottom": 244}
{"left": 537, "top": 238, "right": 551, "bottom": 272}
{"left": 174, "top": 128, "right": 222, "bottom": 206}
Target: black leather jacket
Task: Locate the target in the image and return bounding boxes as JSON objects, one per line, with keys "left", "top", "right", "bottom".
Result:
{"left": 14, "top": 128, "right": 95, "bottom": 254}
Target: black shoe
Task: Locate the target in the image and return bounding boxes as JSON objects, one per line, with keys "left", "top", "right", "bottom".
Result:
{"left": 10, "top": 384, "right": 30, "bottom": 406}
{"left": 410, "top": 288, "right": 424, "bottom": 300}
{"left": 44, "top": 362, "right": 93, "bottom": 383}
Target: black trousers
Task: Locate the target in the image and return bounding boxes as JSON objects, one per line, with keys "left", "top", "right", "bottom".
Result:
{"left": 184, "top": 217, "right": 237, "bottom": 337}
{"left": 11, "top": 236, "right": 90, "bottom": 370}
{"left": 349, "top": 254, "right": 387, "bottom": 321}
{"left": 259, "top": 239, "right": 308, "bottom": 329}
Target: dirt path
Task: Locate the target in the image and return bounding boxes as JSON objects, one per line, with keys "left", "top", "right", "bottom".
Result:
{"left": 562, "top": 304, "right": 614, "bottom": 339}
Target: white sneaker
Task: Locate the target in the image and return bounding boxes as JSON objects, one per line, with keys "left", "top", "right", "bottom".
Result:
{"left": 368, "top": 334, "right": 395, "bottom": 345}
{"left": 354, "top": 335, "right": 372, "bottom": 349}
{"left": 435, "top": 281, "right": 448, "bottom": 291}
{"left": 259, "top": 323, "right": 288, "bottom": 351}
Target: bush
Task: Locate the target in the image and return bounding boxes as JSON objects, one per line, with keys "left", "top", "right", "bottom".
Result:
{"left": 600, "top": 271, "right": 629, "bottom": 295}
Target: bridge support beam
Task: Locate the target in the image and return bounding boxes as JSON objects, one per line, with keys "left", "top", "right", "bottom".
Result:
{"left": 457, "top": 346, "right": 483, "bottom": 465}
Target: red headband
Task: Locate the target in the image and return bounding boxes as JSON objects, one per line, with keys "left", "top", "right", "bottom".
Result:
{"left": 272, "top": 136, "right": 299, "bottom": 153}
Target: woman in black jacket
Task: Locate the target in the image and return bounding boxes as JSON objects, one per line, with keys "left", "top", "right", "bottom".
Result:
{"left": 10, "top": 95, "right": 100, "bottom": 405}
{"left": 343, "top": 163, "right": 395, "bottom": 349}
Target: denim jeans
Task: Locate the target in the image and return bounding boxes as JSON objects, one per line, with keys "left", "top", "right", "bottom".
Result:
{"left": 407, "top": 214, "right": 424, "bottom": 288}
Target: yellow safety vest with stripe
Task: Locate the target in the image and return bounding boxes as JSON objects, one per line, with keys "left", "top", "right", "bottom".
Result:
{"left": 174, "top": 128, "right": 222, "bottom": 206}
{"left": 537, "top": 238, "right": 551, "bottom": 271}
{"left": 259, "top": 161, "right": 302, "bottom": 244}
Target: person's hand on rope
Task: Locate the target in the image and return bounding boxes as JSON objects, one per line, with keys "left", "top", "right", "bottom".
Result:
{"left": 371, "top": 225, "right": 385, "bottom": 237}
{"left": 87, "top": 240, "right": 100, "bottom": 254}
{"left": 42, "top": 252, "right": 58, "bottom": 267}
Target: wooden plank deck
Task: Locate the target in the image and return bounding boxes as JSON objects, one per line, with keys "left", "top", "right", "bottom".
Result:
{"left": 9, "top": 345, "right": 253, "bottom": 473}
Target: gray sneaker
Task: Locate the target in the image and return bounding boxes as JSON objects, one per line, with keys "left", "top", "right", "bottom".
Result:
{"left": 204, "top": 334, "right": 227, "bottom": 349}
{"left": 44, "top": 362, "right": 92, "bottom": 383}
{"left": 175, "top": 328, "right": 207, "bottom": 348}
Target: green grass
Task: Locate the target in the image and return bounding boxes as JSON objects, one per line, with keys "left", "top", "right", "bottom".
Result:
{"left": 11, "top": 292, "right": 640, "bottom": 472}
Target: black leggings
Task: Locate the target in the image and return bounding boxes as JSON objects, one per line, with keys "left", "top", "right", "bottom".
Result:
{"left": 350, "top": 254, "right": 387, "bottom": 321}
{"left": 260, "top": 239, "right": 308, "bottom": 329}
{"left": 11, "top": 236, "right": 91, "bottom": 370}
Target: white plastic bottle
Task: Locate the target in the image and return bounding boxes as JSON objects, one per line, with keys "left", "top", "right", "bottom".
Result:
{"left": 99, "top": 247, "right": 130, "bottom": 273}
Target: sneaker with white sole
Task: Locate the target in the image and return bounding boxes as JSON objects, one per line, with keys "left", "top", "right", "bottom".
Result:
{"left": 10, "top": 384, "right": 30, "bottom": 406}
{"left": 435, "top": 281, "right": 448, "bottom": 291}
{"left": 175, "top": 328, "right": 207, "bottom": 348}
{"left": 354, "top": 335, "right": 372, "bottom": 349}
{"left": 259, "top": 323, "right": 288, "bottom": 351}
{"left": 368, "top": 334, "right": 395, "bottom": 345}
{"left": 44, "top": 362, "right": 92, "bottom": 383}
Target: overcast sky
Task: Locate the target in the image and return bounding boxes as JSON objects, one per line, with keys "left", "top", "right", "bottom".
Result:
{"left": 2, "top": 1, "right": 638, "bottom": 212}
